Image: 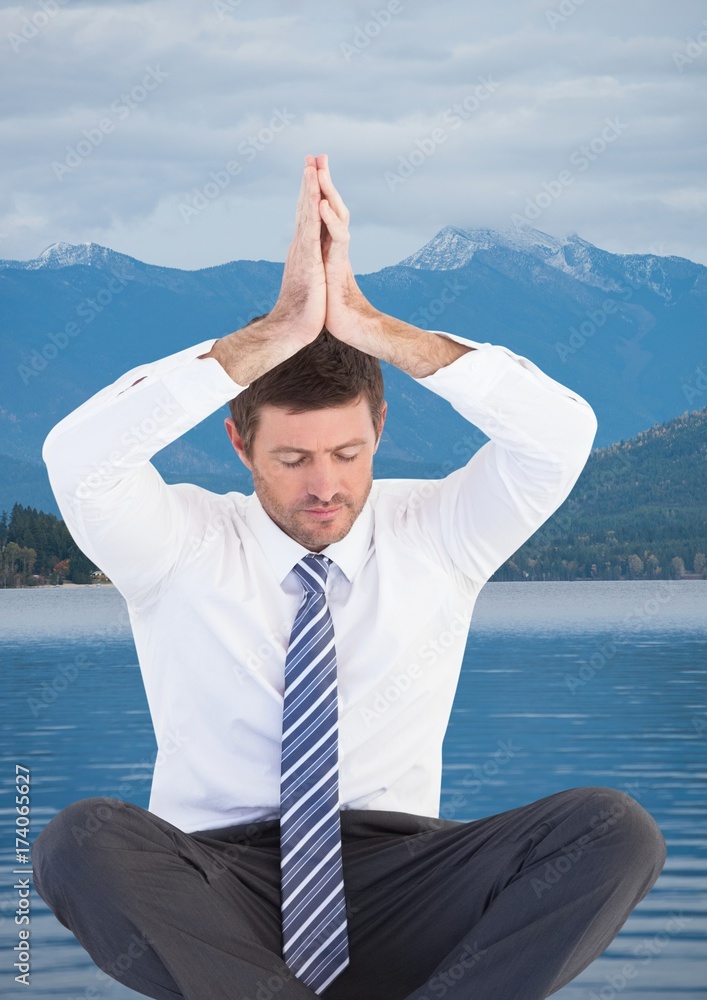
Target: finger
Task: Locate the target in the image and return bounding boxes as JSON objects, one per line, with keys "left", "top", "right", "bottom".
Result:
{"left": 316, "top": 156, "right": 350, "bottom": 223}
{"left": 294, "top": 159, "right": 312, "bottom": 225}
{"left": 320, "top": 199, "right": 350, "bottom": 249}
{"left": 295, "top": 161, "right": 321, "bottom": 240}
{"left": 294, "top": 155, "right": 318, "bottom": 221}
{"left": 317, "top": 162, "right": 348, "bottom": 221}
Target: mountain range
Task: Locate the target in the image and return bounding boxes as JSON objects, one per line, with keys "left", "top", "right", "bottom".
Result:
{"left": 2, "top": 225, "right": 706, "bottom": 518}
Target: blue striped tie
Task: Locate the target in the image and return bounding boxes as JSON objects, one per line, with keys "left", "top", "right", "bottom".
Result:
{"left": 279, "top": 552, "right": 350, "bottom": 994}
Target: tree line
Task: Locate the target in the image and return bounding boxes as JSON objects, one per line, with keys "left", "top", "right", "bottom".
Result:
{"left": 0, "top": 503, "right": 100, "bottom": 587}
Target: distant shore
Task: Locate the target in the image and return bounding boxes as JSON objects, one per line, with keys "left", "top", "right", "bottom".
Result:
{"left": 3, "top": 578, "right": 704, "bottom": 592}
{"left": 5, "top": 581, "right": 118, "bottom": 589}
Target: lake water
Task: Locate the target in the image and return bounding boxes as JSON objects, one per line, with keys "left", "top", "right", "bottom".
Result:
{"left": 1, "top": 581, "right": 705, "bottom": 999}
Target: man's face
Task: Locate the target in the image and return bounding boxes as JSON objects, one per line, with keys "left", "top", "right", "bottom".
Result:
{"left": 226, "top": 395, "right": 386, "bottom": 552}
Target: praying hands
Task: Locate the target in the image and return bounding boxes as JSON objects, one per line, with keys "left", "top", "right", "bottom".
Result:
{"left": 200, "top": 154, "right": 473, "bottom": 385}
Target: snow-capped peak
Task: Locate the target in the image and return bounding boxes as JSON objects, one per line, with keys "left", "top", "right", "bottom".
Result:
{"left": 397, "top": 225, "right": 637, "bottom": 292}
{"left": 0, "top": 241, "right": 140, "bottom": 272}
{"left": 397, "top": 224, "right": 577, "bottom": 270}
{"left": 35, "top": 242, "right": 117, "bottom": 268}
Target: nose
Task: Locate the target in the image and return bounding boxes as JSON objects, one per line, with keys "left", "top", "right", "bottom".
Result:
{"left": 305, "top": 460, "right": 341, "bottom": 503}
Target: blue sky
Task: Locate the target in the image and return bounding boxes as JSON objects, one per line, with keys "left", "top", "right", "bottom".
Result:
{"left": 2, "top": 0, "right": 706, "bottom": 272}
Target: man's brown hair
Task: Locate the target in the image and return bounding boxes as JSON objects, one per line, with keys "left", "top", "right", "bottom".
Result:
{"left": 228, "top": 314, "right": 385, "bottom": 459}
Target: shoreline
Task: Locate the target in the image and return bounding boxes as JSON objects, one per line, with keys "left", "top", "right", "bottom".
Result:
{"left": 7, "top": 581, "right": 117, "bottom": 589}
{"left": 2, "top": 578, "right": 704, "bottom": 591}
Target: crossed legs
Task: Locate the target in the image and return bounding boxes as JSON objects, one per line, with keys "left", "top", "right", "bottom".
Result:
{"left": 31, "top": 786, "right": 666, "bottom": 1000}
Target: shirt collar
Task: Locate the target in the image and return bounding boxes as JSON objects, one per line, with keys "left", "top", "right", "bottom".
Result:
{"left": 245, "top": 490, "right": 374, "bottom": 586}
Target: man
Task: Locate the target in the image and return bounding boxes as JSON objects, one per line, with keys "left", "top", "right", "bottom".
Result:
{"left": 32, "top": 154, "right": 666, "bottom": 1000}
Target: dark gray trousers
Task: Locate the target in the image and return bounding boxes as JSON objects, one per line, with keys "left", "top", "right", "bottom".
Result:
{"left": 31, "top": 786, "right": 666, "bottom": 1000}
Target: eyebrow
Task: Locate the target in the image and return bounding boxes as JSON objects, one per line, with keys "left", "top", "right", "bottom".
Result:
{"left": 268, "top": 438, "right": 368, "bottom": 455}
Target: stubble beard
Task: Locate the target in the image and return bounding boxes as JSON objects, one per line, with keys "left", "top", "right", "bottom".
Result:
{"left": 251, "top": 464, "right": 373, "bottom": 551}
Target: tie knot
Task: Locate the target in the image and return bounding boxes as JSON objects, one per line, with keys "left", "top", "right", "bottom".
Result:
{"left": 293, "top": 553, "right": 331, "bottom": 596}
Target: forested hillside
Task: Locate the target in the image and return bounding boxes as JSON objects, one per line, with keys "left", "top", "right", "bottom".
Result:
{"left": 493, "top": 407, "right": 707, "bottom": 581}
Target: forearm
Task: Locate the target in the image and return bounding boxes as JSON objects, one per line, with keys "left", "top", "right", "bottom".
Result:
{"left": 200, "top": 307, "right": 323, "bottom": 386}
{"left": 344, "top": 307, "right": 476, "bottom": 378}
{"left": 328, "top": 294, "right": 475, "bottom": 378}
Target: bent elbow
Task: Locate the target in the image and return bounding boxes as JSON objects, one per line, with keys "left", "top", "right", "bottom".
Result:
{"left": 559, "top": 397, "right": 598, "bottom": 467}
{"left": 42, "top": 420, "right": 64, "bottom": 473}
{"left": 41, "top": 415, "right": 76, "bottom": 479}
{"left": 578, "top": 403, "right": 598, "bottom": 466}
{"left": 582, "top": 401, "right": 599, "bottom": 445}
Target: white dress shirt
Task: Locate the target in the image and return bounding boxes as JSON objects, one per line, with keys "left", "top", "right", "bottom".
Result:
{"left": 42, "top": 329, "right": 597, "bottom": 834}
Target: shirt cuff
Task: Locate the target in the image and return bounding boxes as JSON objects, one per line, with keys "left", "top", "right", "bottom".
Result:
{"left": 158, "top": 339, "right": 250, "bottom": 421}
{"left": 411, "top": 330, "right": 512, "bottom": 407}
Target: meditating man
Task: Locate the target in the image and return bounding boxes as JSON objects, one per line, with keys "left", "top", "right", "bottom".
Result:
{"left": 33, "top": 153, "right": 666, "bottom": 1000}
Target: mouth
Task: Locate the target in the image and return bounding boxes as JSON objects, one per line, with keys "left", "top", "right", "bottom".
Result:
{"left": 302, "top": 506, "right": 342, "bottom": 521}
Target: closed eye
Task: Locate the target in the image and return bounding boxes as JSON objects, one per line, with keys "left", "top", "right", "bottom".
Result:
{"left": 282, "top": 454, "right": 359, "bottom": 468}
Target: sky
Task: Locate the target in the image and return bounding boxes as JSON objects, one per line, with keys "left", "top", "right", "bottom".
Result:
{"left": 2, "top": 0, "right": 706, "bottom": 273}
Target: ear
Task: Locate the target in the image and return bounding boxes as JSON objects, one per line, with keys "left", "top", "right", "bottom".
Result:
{"left": 373, "top": 400, "right": 387, "bottom": 453}
{"left": 225, "top": 418, "right": 253, "bottom": 471}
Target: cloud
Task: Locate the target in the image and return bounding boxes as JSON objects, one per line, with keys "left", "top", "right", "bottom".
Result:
{"left": 1, "top": 0, "right": 706, "bottom": 271}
